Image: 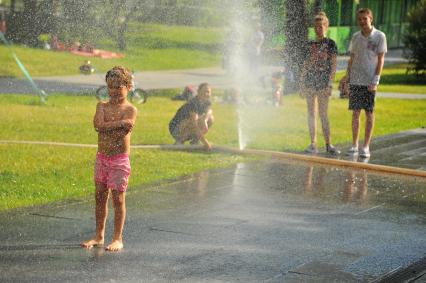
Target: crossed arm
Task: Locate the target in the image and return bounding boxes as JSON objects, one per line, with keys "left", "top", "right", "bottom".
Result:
{"left": 93, "top": 102, "right": 137, "bottom": 133}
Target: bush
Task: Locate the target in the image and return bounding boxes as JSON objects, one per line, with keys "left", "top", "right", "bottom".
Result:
{"left": 404, "top": 0, "right": 426, "bottom": 77}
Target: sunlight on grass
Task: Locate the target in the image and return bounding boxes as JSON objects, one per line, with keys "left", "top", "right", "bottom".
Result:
{"left": 0, "top": 23, "right": 223, "bottom": 77}
{"left": 0, "top": 92, "right": 425, "bottom": 211}
{"left": 0, "top": 144, "right": 251, "bottom": 211}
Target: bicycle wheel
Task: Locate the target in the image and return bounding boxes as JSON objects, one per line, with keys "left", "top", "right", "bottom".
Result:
{"left": 95, "top": 86, "right": 109, "bottom": 101}
{"left": 130, "top": 88, "right": 148, "bottom": 104}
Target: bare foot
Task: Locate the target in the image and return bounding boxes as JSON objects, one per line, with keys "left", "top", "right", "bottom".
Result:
{"left": 105, "top": 240, "right": 123, "bottom": 252}
{"left": 80, "top": 238, "right": 104, "bottom": 249}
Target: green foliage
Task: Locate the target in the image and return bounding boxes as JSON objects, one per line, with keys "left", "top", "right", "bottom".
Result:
{"left": 404, "top": 0, "right": 426, "bottom": 78}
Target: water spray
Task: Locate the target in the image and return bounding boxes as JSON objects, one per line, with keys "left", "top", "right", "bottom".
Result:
{"left": 0, "top": 31, "right": 47, "bottom": 103}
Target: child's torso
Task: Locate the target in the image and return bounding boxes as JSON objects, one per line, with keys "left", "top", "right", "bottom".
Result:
{"left": 98, "top": 103, "right": 131, "bottom": 156}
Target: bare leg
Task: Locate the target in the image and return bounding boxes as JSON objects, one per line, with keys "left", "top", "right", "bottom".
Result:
{"left": 306, "top": 92, "right": 317, "bottom": 146}
{"left": 318, "top": 91, "right": 331, "bottom": 145}
{"left": 81, "top": 183, "right": 109, "bottom": 249}
{"left": 304, "top": 166, "right": 314, "bottom": 194}
{"left": 343, "top": 171, "right": 355, "bottom": 203}
{"left": 363, "top": 111, "right": 375, "bottom": 148}
{"left": 106, "top": 190, "right": 126, "bottom": 251}
{"left": 178, "top": 117, "right": 198, "bottom": 143}
{"left": 352, "top": 110, "right": 361, "bottom": 147}
{"left": 197, "top": 112, "right": 213, "bottom": 136}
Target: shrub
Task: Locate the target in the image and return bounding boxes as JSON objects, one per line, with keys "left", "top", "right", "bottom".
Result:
{"left": 403, "top": 0, "right": 426, "bottom": 77}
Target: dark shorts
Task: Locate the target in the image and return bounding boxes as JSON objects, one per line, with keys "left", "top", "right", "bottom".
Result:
{"left": 304, "top": 72, "right": 330, "bottom": 91}
{"left": 169, "top": 123, "right": 181, "bottom": 141}
{"left": 349, "top": 85, "right": 376, "bottom": 112}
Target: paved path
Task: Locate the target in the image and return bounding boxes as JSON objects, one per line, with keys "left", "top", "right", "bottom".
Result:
{"left": 1, "top": 50, "right": 424, "bottom": 99}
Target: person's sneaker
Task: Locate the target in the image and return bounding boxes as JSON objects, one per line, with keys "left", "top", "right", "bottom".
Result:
{"left": 359, "top": 147, "right": 371, "bottom": 158}
{"left": 346, "top": 146, "right": 359, "bottom": 155}
{"left": 326, "top": 144, "right": 341, "bottom": 155}
{"left": 304, "top": 144, "right": 318, "bottom": 154}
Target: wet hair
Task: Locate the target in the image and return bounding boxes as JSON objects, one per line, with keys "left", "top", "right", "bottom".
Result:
{"left": 314, "top": 12, "right": 329, "bottom": 27}
{"left": 105, "top": 66, "right": 132, "bottom": 88}
{"left": 357, "top": 8, "right": 374, "bottom": 20}
{"left": 197, "top": 82, "right": 210, "bottom": 95}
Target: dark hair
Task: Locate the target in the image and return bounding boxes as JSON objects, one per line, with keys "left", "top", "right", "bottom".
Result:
{"left": 357, "top": 8, "right": 374, "bottom": 20}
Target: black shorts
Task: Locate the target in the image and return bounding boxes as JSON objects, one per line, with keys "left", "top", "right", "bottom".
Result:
{"left": 304, "top": 72, "right": 329, "bottom": 91}
{"left": 169, "top": 124, "right": 180, "bottom": 141}
{"left": 349, "top": 85, "right": 376, "bottom": 112}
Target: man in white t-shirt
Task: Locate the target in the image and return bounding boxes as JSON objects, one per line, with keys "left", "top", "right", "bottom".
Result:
{"left": 343, "top": 8, "right": 387, "bottom": 158}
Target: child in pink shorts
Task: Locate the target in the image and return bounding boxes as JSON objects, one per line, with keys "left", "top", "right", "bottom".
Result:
{"left": 94, "top": 152, "right": 131, "bottom": 192}
{"left": 81, "top": 66, "right": 138, "bottom": 252}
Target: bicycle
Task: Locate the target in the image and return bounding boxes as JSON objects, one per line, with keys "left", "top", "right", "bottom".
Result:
{"left": 95, "top": 75, "right": 148, "bottom": 104}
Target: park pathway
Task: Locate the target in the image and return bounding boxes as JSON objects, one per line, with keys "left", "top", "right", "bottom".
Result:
{"left": 0, "top": 49, "right": 424, "bottom": 99}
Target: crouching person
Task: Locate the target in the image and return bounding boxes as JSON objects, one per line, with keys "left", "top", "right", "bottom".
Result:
{"left": 169, "top": 83, "right": 214, "bottom": 151}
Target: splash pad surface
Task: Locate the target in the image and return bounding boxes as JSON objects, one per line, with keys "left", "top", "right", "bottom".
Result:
{"left": 0, "top": 159, "right": 424, "bottom": 282}
{"left": 0, "top": 129, "right": 425, "bottom": 282}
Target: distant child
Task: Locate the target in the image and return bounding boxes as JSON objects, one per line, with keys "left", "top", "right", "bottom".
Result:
{"left": 81, "top": 66, "right": 138, "bottom": 252}
{"left": 271, "top": 71, "right": 283, "bottom": 106}
{"left": 79, "top": 60, "right": 95, "bottom": 75}
{"left": 169, "top": 83, "right": 214, "bottom": 151}
{"left": 259, "top": 71, "right": 283, "bottom": 106}
{"left": 171, "top": 85, "right": 196, "bottom": 101}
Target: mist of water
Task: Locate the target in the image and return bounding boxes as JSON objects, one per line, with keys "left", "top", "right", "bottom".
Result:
{"left": 224, "top": 1, "right": 266, "bottom": 150}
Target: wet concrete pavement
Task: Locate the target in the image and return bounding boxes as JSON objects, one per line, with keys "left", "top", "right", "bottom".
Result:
{"left": 326, "top": 128, "right": 426, "bottom": 171}
{"left": 1, "top": 133, "right": 425, "bottom": 282}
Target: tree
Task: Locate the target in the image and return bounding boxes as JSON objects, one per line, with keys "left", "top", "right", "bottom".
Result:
{"left": 404, "top": 0, "right": 426, "bottom": 77}
{"left": 7, "top": 0, "right": 56, "bottom": 46}
{"left": 6, "top": 0, "right": 143, "bottom": 50}
{"left": 283, "top": 0, "right": 308, "bottom": 92}
{"left": 94, "top": 0, "right": 142, "bottom": 50}
{"left": 312, "top": 0, "right": 323, "bottom": 16}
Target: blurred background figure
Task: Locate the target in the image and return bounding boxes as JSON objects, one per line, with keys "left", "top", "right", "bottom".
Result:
{"left": 79, "top": 60, "right": 95, "bottom": 75}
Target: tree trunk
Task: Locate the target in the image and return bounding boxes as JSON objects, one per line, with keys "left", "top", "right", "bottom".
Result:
{"left": 283, "top": 0, "right": 308, "bottom": 94}
{"left": 313, "top": 0, "right": 323, "bottom": 15}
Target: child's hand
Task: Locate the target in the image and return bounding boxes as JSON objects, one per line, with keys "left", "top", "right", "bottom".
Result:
{"left": 339, "top": 76, "right": 349, "bottom": 96}
{"left": 204, "top": 142, "right": 212, "bottom": 151}
{"left": 121, "top": 119, "right": 134, "bottom": 131}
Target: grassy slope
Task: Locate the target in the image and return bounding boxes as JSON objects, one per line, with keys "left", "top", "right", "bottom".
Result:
{"left": 0, "top": 23, "right": 223, "bottom": 77}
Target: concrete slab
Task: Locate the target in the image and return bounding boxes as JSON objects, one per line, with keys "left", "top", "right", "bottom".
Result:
{"left": 336, "top": 128, "right": 426, "bottom": 171}
{"left": 0, "top": 159, "right": 425, "bottom": 282}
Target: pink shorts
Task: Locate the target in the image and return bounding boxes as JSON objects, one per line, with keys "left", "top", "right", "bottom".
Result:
{"left": 94, "top": 152, "right": 131, "bottom": 192}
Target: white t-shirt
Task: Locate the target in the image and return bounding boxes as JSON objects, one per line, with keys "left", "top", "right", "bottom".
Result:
{"left": 349, "top": 27, "right": 387, "bottom": 86}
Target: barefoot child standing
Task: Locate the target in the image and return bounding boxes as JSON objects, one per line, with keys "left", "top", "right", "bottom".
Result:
{"left": 81, "top": 66, "right": 138, "bottom": 252}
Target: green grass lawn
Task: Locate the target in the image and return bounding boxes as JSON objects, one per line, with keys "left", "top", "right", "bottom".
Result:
{"left": 0, "top": 23, "right": 223, "bottom": 77}
{"left": 0, "top": 93, "right": 425, "bottom": 211}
